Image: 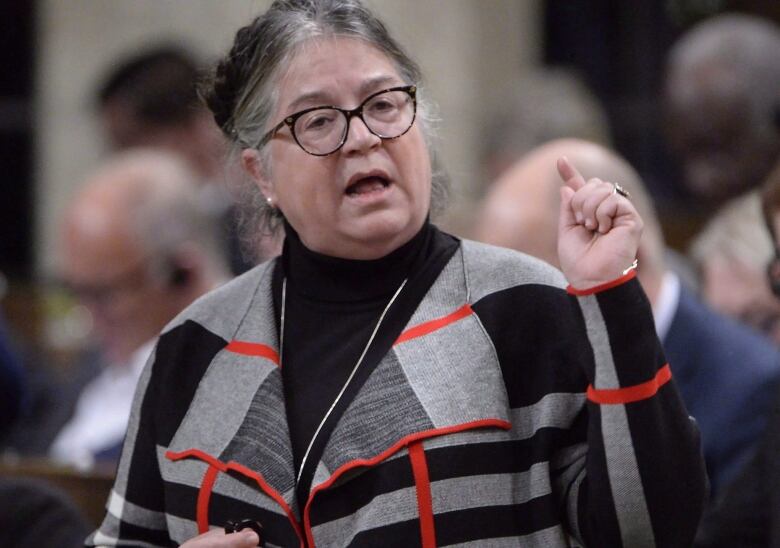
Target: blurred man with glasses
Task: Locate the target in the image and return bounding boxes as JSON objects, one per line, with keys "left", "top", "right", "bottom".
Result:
{"left": 49, "top": 149, "right": 230, "bottom": 469}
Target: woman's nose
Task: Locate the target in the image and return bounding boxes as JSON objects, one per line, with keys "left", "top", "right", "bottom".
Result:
{"left": 341, "top": 114, "right": 381, "bottom": 154}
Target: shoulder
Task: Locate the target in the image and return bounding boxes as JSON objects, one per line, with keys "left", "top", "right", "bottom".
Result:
{"left": 672, "top": 286, "right": 780, "bottom": 381}
{"left": 678, "top": 287, "right": 779, "bottom": 359}
{"left": 161, "top": 260, "right": 275, "bottom": 342}
{"left": 460, "top": 239, "right": 567, "bottom": 303}
{"left": 139, "top": 262, "right": 276, "bottom": 422}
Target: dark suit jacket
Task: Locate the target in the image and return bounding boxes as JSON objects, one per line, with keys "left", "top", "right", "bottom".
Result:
{"left": 664, "top": 284, "right": 780, "bottom": 497}
{"left": 0, "top": 315, "right": 26, "bottom": 443}
{"left": 695, "top": 387, "right": 780, "bottom": 547}
{"left": 0, "top": 477, "right": 90, "bottom": 548}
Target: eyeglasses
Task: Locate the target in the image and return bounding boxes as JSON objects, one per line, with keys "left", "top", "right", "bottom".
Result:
{"left": 257, "top": 85, "right": 417, "bottom": 156}
{"left": 60, "top": 259, "right": 151, "bottom": 307}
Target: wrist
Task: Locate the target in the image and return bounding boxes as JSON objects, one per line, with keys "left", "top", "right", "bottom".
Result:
{"left": 566, "top": 262, "right": 638, "bottom": 296}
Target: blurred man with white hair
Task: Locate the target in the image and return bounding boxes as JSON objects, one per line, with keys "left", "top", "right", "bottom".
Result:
{"left": 50, "top": 149, "right": 230, "bottom": 468}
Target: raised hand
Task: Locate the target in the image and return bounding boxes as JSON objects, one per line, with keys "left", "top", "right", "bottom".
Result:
{"left": 556, "top": 157, "right": 642, "bottom": 290}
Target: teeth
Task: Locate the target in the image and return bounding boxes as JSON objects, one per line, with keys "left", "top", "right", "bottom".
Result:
{"left": 347, "top": 176, "right": 388, "bottom": 195}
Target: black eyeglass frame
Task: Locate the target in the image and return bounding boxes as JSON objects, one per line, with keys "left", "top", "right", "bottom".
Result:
{"left": 256, "top": 84, "right": 417, "bottom": 156}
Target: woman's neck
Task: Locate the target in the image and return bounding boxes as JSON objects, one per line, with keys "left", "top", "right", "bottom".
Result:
{"left": 281, "top": 220, "right": 431, "bottom": 303}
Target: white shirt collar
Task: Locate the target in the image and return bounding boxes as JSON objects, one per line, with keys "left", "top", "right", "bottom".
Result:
{"left": 49, "top": 339, "right": 156, "bottom": 470}
{"left": 653, "top": 271, "right": 681, "bottom": 342}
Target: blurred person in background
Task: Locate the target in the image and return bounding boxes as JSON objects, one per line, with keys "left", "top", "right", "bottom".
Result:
{"left": 0, "top": 302, "right": 27, "bottom": 445}
{"left": 0, "top": 477, "right": 91, "bottom": 548}
{"left": 689, "top": 192, "right": 780, "bottom": 343}
{"left": 49, "top": 149, "right": 230, "bottom": 469}
{"left": 95, "top": 45, "right": 280, "bottom": 273}
{"left": 764, "top": 161, "right": 780, "bottom": 304}
{"left": 475, "top": 138, "right": 780, "bottom": 498}
{"left": 96, "top": 46, "right": 226, "bottom": 180}
{"left": 440, "top": 67, "right": 610, "bottom": 240}
{"left": 480, "top": 68, "right": 611, "bottom": 186}
{"left": 664, "top": 14, "right": 780, "bottom": 210}
{"left": 695, "top": 159, "right": 780, "bottom": 547}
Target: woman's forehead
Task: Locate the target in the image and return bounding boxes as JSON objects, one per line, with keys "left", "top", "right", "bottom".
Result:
{"left": 276, "top": 36, "right": 403, "bottom": 109}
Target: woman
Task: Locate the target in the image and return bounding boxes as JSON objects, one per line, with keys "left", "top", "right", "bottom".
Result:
{"left": 88, "top": 1, "right": 706, "bottom": 546}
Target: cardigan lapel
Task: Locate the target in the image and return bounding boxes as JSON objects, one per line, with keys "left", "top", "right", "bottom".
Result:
{"left": 312, "top": 247, "right": 512, "bottom": 488}
{"left": 165, "top": 260, "right": 298, "bottom": 508}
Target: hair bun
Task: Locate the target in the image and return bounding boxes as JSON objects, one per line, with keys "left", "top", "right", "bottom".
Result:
{"left": 200, "top": 22, "right": 261, "bottom": 140}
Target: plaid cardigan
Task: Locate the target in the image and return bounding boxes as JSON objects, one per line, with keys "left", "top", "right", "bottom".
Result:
{"left": 88, "top": 240, "right": 706, "bottom": 547}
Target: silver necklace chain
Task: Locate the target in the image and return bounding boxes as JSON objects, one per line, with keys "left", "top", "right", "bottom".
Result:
{"left": 279, "top": 276, "right": 409, "bottom": 484}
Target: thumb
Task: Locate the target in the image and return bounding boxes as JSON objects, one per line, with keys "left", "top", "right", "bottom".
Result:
{"left": 558, "top": 185, "right": 576, "bottom": 232}
{"left": 239, "top": 529, "right": 259, "bottom": 546}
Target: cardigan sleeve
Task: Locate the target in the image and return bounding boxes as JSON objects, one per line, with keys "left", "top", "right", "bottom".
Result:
{"left": 85, "top": 317, "right": 232, "bottom": 546}
{"left": 564, "top": 277, "right": 707, "bottom": 547}
{"left": 85, "top": 344, "right": 173, "bottom": 547}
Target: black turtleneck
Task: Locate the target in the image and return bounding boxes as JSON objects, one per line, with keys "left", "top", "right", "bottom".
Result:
{"left": 272, "top": 220, "right": 458, "bottom": 507}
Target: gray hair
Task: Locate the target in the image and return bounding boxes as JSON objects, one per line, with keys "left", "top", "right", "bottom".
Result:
{"left": 110, "top": 150, "right": 229, "bottom": 280}
{"left": 203, "top": 0, "right": 448, "bottom": 261}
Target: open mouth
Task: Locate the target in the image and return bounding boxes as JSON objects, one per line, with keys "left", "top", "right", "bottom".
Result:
{"left": 345, "top": 175, "right": 391, "bottom": 196}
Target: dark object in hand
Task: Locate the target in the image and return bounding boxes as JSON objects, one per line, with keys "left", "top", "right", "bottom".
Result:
{"left": 225, "top": 518, "right": 263, "bottom": 546}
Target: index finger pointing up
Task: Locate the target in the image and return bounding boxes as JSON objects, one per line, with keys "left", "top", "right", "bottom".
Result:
{"left": 557, "top": 156, "right": 586, "bottom": 191}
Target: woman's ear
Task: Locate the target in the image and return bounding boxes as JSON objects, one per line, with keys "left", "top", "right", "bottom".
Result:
{"left": 241, "top": 149, "right": 276, "bottom": 202}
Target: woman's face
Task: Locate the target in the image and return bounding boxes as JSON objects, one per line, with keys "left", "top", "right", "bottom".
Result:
{"left": 245, "top": 37, "right": 432, "bottom": 259}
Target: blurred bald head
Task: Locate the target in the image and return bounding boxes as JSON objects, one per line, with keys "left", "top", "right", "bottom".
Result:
{"left": 475, "top": 138, "right": 665, "bottom": 293}
{"left": 664, "top": 14, "right": 780, "bottom": 204}
{"left": 60, "top": 149, "right": 228, "bottom": 363}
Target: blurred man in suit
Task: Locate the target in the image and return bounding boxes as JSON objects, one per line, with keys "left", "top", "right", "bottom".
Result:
{"left": 475, "top": 138, "right": 780, "bottom": 498}
{"left": 0, "top": 309, "right": 26, "bottom": 445}
{"left": 50, "top": 149, "right": 230, "bottom": 468}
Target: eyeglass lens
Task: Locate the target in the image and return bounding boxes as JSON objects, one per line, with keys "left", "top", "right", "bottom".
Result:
{"left": 293, "top": 89, "right": 414, "bottom": 155}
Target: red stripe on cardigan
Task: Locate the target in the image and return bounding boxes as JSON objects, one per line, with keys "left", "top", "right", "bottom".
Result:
{"left": 587, "top": 364, "right": 672, "bottom": 405}
{"left": 302, "top": 418, "right": 510, "bottom": 547}
{"left": 566, "top": 269, "right": 637, "bottom": 296}
{"left": 224, "top": 460, "right": 304, "bottom": 545}
{"left": 167, "top": 448, "right": 226, "bottom": 469}
{"left": 409, "top": 441, "right": 437, "bottom": 548}
{"left": 225, "top": 340, "right": 280, "bottom": 365}
{"left": 196, "top": 465, "right": 219, "bottom": 534}
{"left": 165, "top": 449, "right": 304, "bottom": 546}
{"left": 395, "top": 304, "right": 473, "bottom": 345}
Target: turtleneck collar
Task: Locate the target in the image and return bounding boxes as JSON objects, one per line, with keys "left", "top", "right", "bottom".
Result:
{"left": 281, "top": 220, "right": 432, "bottom": 303}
